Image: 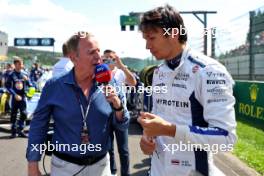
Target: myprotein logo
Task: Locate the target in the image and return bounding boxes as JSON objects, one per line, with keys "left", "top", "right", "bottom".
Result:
{"left": 207, "top": 80, "right": 226, "bottom": 85}
{"left": 156, "top": 99, "right": 189, "bottom": 108}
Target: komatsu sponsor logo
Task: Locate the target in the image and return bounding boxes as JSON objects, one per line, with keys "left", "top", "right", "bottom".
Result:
{"left": 156, "top": 99, "right": 189, "bottom": 108}
{"left": 207, "top": 87, "right": 226, "bottom": 96}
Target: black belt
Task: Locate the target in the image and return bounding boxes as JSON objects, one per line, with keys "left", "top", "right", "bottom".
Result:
{"left": 53, "top": 151, "right": 106, "bottom": 166}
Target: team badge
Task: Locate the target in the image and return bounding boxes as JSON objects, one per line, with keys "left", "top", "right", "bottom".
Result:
{"left": 192, "top": 65, "right": 200, "bottom": 73}
{"left": 15, "top": 81, "right": 23, "bottom": 90}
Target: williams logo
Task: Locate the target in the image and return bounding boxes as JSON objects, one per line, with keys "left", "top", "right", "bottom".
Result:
{"left": 249, "top": 84, "right": 259, "bottom": 103}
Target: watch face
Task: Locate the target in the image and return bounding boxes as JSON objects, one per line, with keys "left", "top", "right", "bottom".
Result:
{"left": 113, "top": 103, "right": 124, "bottom": 111}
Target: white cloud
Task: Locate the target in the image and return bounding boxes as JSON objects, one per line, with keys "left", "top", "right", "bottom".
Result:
{"left": 0, "top": 0, "right": 92, "bottom": 54}
{"left": 0, "top": 0, "right": 150, "bottom": 58}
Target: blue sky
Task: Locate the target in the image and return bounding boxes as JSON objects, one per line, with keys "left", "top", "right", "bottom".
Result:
{"left": 0, "top": 0, "right": 264, "bottom": 59}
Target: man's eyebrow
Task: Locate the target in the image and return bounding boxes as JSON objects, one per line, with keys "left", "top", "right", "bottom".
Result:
{"left": 87, "top": 48, "right": 99, "bottom": 53}
{"left": 143, "top": 33, "right": 150, "bottom": 38}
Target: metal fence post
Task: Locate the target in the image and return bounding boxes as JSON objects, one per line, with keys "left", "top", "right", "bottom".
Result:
{"left": 249, "top": 11, "right": 255, "bottom": 80}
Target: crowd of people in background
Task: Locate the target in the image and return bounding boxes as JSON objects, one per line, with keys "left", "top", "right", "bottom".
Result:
{"left": 219, "top": 31, "right": 264, "bottom": 59}
{"left": 0, "top": 50, "right": 143, "bottom": 136}
{"left": 0, "top": 57, "right": 53, "bottom": 138}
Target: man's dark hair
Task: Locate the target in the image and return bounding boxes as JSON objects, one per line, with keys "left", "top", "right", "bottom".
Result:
{"left": 33, "top": 62, "right": 39, "bottom": 68}
{"left": 6, "top": 63, "right": 12, "bottom": 68}
{"left": 139, "top": 4, "right": 187, "bottom": 43}
{"left": 103, "top": 49, "right": 115, "bottom": 54}
{"left": 13, "top": 56, "right": 23, "bottom": 64}
{"left": 62, "top": 43, "right": 68, "bottom": 56}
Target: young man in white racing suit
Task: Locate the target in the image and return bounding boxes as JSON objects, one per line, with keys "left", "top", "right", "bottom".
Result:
{"left": 137, "top": 5, "right": 237, "bottom": 176}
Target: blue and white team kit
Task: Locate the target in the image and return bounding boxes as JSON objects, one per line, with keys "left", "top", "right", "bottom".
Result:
{"left": 150, "top": 46, "right": 237, "bottom": 176}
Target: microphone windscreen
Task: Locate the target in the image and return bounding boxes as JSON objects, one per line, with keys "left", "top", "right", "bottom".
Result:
{"left": 95, "top": 64, "right": 112, "bottom": 84}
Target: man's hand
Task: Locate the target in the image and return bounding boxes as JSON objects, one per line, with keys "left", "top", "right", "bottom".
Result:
{"left": 113, "top": 54, "right": 126, "bottom": 70}
{"left": 15, "top": 94, "right": 22, "bottom": 101}
{"left": 103, "top": 85, "right": 121, "bottom": 108}
{"left": 140, "top": 135, "right": 156, "bottom": 155}
{"left": 23, "top": 75, "right": 29, "bottom": 81}
{"left": 138, "top": 112, "right": 176, "bottom": 137}
{"left": 28, "top": 162, "right": 41, "bottom": 176}
{"left": 112, "top": 53, "right": 137, "bottom": 86}
{"left": 103, "top": 85, "right": 123, "bottom": 120}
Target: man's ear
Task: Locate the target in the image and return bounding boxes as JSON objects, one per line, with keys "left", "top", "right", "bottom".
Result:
{"left": 68, "top": 52, "right": 76, "bottom": 63}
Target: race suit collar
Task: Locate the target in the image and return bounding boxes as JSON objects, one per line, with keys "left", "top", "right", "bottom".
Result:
{"left": 164, "top": 45, "right": 190, "bottom": 71}
{"left": 166, "top": 52, "right": 182, "bottom": 70}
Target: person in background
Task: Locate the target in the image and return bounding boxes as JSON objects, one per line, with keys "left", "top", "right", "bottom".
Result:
{"left": 5, "top": 57, "right": 32, "bottom": 138}
{"left": 103, "top": 49, "right": 136, "bottom": 176}
{"left": 1, "top": 63, "right": 14, "bottom": 113}
{"left": 52, "top": 43, "right": 74, "bottom": 77}
{"left": 30, "top": 63, "right": 43, "bottom": 90}
{"left": 2, "top": 63, "right": 14, "bottom": 86}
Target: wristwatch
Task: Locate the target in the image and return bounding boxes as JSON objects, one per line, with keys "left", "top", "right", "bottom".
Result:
{"left": 111, "top": 102, "right": 124, "bottom": 111}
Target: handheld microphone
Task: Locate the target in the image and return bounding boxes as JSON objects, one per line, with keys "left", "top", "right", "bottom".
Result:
{"left": 95, "top": 64, "right": 112, "bottom": 84}
{"left": 95, "top": 64, "right": 124, "bottom": 111}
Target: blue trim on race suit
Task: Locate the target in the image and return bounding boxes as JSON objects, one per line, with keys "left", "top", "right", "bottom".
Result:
{"left": 189, "top": 126, "right": 229, "bottom": 136}
{"left": 189, "top": 92, "right": 208, "bottom": 127}
{"left": 187, "top": 56, "right": 206, "bottom": 68}
{"left": 189, "top": 92, "right": 209, "bottom": 176}
{"left": 194, "top": 150, "right": 208, "bottom": 176}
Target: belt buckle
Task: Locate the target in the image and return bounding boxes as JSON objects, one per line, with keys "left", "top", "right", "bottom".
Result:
{"left": 88, "top": 157, "right": 93, "bottom": 164}
{"left": 84, "top": 156, "right": 93, "bottom": 165}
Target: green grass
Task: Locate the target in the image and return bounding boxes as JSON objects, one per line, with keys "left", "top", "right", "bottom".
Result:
{"left": 233, "top": 117, "right": 264, "bottom": 175}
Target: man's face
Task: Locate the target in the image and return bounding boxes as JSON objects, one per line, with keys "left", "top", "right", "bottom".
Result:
{"left": 6, "top": 65, "right": 12, "bottom": 70}
{"left": 34, "top": 64, "right": 39, "bottom": 69}
{"left": 14, "top": 62, "right": 23, "bottom": 71}
{"left": 143, "top": 28, "right": 176, "bottom": 60}
{"left": 71, "top": 37, "right": 102, "bottom": 76}
{"left": 103, "top": 52, "right": 116, "bottom": 70}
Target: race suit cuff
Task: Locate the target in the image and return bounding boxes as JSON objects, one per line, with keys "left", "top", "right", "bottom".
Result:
{"left": 175, "top": 124, "right": 189, "bottom": 143}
